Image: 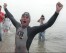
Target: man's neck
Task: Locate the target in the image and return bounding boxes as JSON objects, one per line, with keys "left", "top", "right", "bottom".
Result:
{"left": 22, "top": 26, "right": 28, "bottom": 29}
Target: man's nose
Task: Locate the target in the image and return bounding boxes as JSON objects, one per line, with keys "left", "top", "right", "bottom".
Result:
{"left": 23, "top": 17, "right": 27, "bottom": 20}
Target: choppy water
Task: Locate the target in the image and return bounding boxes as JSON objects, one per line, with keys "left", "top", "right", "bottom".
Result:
{"left": 0, "top": 22, "right": 66, "bottom": 53}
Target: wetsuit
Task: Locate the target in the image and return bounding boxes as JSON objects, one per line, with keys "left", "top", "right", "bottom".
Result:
{"left": 4, "top": 8, "right": 59, "bottom": 52}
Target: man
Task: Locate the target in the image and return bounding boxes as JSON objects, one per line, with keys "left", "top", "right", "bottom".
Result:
{"left": 37, "top": 15, "right": 45, "bottom": 41}
{"left": 3, "top": 2, "right": 63, "bottom": 53}
{"left": 0, "top": 5, "right": 5, "bottom": 41}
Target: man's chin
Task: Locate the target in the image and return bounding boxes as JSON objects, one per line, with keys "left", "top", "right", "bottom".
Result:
{"left": 22, "top": 24, "right": 27, "bottom": 28}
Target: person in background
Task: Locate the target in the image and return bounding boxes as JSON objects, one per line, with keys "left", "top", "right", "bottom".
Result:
{"left": 3, "top": 14, "right": 11, "bottom": 34}
{"left": 0, "top": 5, "right": 5, "bottom": 41}
{"left": 37, "top": 15, "right": 45, "bottom": 41}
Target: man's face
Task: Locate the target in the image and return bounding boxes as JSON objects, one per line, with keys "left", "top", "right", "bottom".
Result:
{"left": 20, "top": 15, "right": 30, "bottom": 27}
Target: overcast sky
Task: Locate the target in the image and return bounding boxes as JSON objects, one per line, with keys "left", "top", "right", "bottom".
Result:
{"left": 0, "top": 0, "right": 66, "bottom": 26}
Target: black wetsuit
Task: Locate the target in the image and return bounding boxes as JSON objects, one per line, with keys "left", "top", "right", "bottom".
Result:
{"left": 4, "top": 8, "right": 59, "bottom": 52}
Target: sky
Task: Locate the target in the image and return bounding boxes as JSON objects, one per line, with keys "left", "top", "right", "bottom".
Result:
{"left": 0, "top": 0, "right": 66, "bottom": 26}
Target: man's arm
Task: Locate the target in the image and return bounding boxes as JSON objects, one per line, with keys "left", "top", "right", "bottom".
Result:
{"left": 44, "top": 2, "right": 63, "bottom": 29}
{"left": 3, "top": 3, "right": 20, "bottom": 28}
{"left": 44, "top": 12, "right": 59, "bottom": 29}
{"left": 32, "top": 2, "right": 63, "bottom": 33}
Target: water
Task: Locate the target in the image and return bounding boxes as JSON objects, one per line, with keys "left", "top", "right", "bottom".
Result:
{"left": 0, "top": 22, "right": 66, "bottom": 53}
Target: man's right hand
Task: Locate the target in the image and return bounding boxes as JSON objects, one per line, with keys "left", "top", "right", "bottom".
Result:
{"left": 3, "top": 3, "right": 7, "bottom": 9}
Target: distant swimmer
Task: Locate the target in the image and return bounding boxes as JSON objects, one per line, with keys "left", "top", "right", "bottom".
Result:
{"left": 37, "top": 15, "right": 45, "bottom": 41}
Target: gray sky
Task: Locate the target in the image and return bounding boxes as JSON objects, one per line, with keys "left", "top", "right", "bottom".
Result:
{"left": 0, "top": 0, "right": 66, "bottom": 26}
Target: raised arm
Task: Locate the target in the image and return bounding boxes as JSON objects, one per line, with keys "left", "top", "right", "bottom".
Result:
{"left": 32, "top": 2, "right": 63, "bottom": 34}
{"left": 3, "top": 3, "right": 20, "bottom": 28}
{"left": 43, "top": 2, "right": 63, "bottom": 29}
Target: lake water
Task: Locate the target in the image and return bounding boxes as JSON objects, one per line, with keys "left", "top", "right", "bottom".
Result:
{"left": 0, "top": 22, "right": 66, "bottom": 53}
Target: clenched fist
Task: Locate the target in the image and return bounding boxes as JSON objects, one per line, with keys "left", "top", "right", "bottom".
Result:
{"left": 56, "top": 2, "right": 63, "bottom": 13}
{"left": 3, "top": 3, "right": 7, "bottom": 9}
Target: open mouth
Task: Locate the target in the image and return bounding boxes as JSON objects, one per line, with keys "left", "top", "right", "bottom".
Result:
{"left": 23, "top": 21, "right": 26, "bottom": 23}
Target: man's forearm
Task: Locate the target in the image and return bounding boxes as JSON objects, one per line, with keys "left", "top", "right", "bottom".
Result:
{"left": 4, "top": 8, "right": 20, "bottom": 28}
{"left": 4, "top": 8, "right": 13, "bottom": 19}
{"left": 34, "top": 12, "right": 59, "bottom": 33}
{"left": 45, "top": 12, "right": 59, "bottom": 28}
